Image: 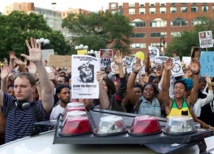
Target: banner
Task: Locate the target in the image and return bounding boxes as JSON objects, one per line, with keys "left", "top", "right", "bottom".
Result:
{"left": 72, "top": 55, "right": 99, "bottom": 99}
{"left": 48, "top": 55, "right": 71, "bottom": 67}
{"left": 154, "top": 56, "right": 168, "bottom": 64}
{"left": 199, "top": 31, "right": 213, "bottom": 48}
{"left": 200, "top": 51, "right": 214, "bottom": 77}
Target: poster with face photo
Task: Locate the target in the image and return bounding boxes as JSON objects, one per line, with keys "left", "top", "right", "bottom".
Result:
{"left": 100, "top": 49, "right": 113, "bottom": 70}
{"left": 149, "top": 46, "right": 159, "bottom": 62}
{"left": 72, "top": 55, "right": 99, "bottom": 99}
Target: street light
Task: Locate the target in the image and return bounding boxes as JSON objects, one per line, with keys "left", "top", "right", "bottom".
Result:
{"left": 36, "top": 38, "right": 50, "bottom": 46}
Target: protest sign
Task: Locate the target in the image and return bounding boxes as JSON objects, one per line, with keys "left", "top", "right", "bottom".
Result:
{"left": 72, "top": 55, "right": 99, "bottom": 99}
{"left": 77, "top": 49, "right": 88, "bottom": 55}
{"left": 182, "top": 56, "right": 191, "bottom": 66}
{"left": 41, "top": 49, "right": 54, "bottom": 63}
{"left": 154, "top": 56, "right": 168, "bottom": 64}
{"left": 199, "top": 31, "right": 213, "bottom": 48}
{"left": 171, "top": 56, "right": 184, "bottom": 77}
{"left": 100, "top": 49, "right": 113, "bottom": 70}
{"left": 200, "top": 51, "right": 214, "bottom": 77}
{"left": 149, "top": 46, "right": 159, "bottom": 62}
{"left": 48, "top": 55, "right": 71, "bottom": 67}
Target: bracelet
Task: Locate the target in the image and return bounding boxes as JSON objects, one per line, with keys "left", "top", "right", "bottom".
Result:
{"left": 191, "top": 70, "right": 200, "bottom": 75}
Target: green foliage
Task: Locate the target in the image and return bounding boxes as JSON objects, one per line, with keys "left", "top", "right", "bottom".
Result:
{"left": 166, "top": 16, "right": 214, "bottom": 57}
{"left": 0, "top": 11, "right": 71, "bottom": 60}
{"left": 62, "top": 11, "right": 133, "bottom": 53}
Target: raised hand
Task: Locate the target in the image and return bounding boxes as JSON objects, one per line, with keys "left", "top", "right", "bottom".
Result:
{"left": 134, "top": 58, "right": 142, "bottom": 72}
{"left": 96, "top": 70, "right": 104, "bottom": 82}
{"left": 9, "top": 51, "right": 16, "bottom": 61}
{"left": 189, "top": 59, "right": 200, "bottom": 73}
{"left": 115, "top": 50, "right": 123, "bottom": 65}
{"left": 14, "top": 58, "right": 24, "bottom": 65}
{"left": 21, "top": 37, "right": 42, "bottom": 63}
{"left": 163, "top": 58, "right": 173, "bottom": 71}
{"left": 1, "top": 65, "right": 11, "bottom": 80}
{"left": 205, "top": 74, "right": 211, "bottom": 84}
{"left": 27, "top": 62, "right": 37, "bottom": 75}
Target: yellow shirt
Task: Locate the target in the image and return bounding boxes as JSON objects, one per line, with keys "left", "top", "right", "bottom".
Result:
{"left": 166, "top": 99, "right": 191, "bottom": 118}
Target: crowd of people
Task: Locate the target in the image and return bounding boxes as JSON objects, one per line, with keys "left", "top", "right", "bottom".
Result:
{"left": 0, "top": 38, "right": 213, "bottom": 145}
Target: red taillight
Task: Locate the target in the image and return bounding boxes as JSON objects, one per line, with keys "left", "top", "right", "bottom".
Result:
{"left": 62, "top": 106, "right": 86, "bottom": 120}
{"left": 61, "top": 116, "right": 92, "bottom": 135}
{"left": 130, "top": 116, "right": 161, "bottom": 135}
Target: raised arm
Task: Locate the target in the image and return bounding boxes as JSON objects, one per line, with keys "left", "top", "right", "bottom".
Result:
{"left": 97, "top": 71, "right": 110, "bottom": 109}
{"left": 126, "top": 58, "right": 142, "bottom": 105}
{"left": 157, "top": 58, "right": 173, "bottom": 105}
{"left": 21, "top": 38, "right": 54, "bottom": 113}
{"left": 187, "top": 59, "right": 200, "bottom": 106}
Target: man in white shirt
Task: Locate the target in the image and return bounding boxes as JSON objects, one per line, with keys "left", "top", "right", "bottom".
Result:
{"left": 50, "top": 84, "right": 70, "bottom": 120}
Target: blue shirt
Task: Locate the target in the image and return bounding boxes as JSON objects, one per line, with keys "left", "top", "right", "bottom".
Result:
{"left": 3, "top": 94, "right": 50, "bottom": 143}
{"left": 136, "top": 96, "right": 161, "bottom": 117}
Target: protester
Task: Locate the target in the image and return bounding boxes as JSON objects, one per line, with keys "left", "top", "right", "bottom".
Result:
{"left": 0, "top": 37, "right": 54, "bottom": 143}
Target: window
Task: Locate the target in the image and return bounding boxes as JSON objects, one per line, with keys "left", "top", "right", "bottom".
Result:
{"left": 118, "top": 9, "right": 123, "bottom": 14}
{"left": 170, "top": 7, "right": 177, "bottom": 13}
{"left": 191, "top": 6, "right": 198, "bottom": 12}
{"left": 129, "top": 8, "right": 135, "bottom": 14}
{"left": 160, "top": 7, "right": 166, "bottom": 13}
{"left": 170, "top": 3, "right": 176, "bottom": 6}
{"left": 111, "top": 3, "right": 116, "bottom": 9}
{"left": 150, "top": 3, "right": 155, "bottom": 6}
{"left": 150, "top": 32, "right": 166, "bottom": 37}
{"left": 139, "top": 8, "right": 145, "bottom": 14}
{"left": 171, "top": 32, "right": 181, "bottom": 37}
{"left": 191, "top": 3, "right": 198, "bottom": 5}
{"left": 139, "top": 3, "right": 145, "bottom": 7}
{"left": 212, "top": 6, "right": 214, "bottom": 11}
{"left": 171, "top": 18, "right": 188, "bottom": 27}
{"left": 192, "top": 17, "right": 208, "bottom": 26}
{"left": 131, "top": 33, "right": 146, "bottom": 38}
{"left": 181, "top": 7, "right": 188, "bottom": 13}
{"left": 111, "top": 11, "right": 116, "bottom": 14}
{"left": 202, "top": 6, "right": 208, "bottom": 12}
{"left": 130, "top": 43, "right": 146, "bottom": 48}
{"left": 150, "top": 18, "right": 167, "bottom": 27}
{"left": 129, "top": 3, "right": 135, "bottom": 7}
{"left": 160, "top": 3, "right": 166, "bottom": 6}
{"left": 149, "top": 8, "right": 156, "bottom": 14}
{"left": 130, "top": 21, "right": 146, "bottom": 27}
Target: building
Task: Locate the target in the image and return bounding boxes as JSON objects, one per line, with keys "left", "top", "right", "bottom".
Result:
{"left": 61, "top": 8, "right": 91, "bottom": 19}
{"left": 108, "top": 2, "right": 214, "bottom": 54}
{"left": 4, "top": 2, "right": 34, "bottom": 15}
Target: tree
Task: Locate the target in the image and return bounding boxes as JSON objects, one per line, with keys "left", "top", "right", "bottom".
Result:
{"left": 166, "top": 16, "right": 214, "bottom": 57}
{"left": 62, "top": 11, "right": 133, "bottom": 53}
{"left": 0, "top": 11, "right": 71, "bottom": 60}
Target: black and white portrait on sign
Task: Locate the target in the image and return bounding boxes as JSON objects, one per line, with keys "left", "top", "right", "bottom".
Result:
{"left": 72, "top": 55, "right": 99, "bottom": 99}
{"left": 78, "top": 61, "right": 94, "bottom": 83}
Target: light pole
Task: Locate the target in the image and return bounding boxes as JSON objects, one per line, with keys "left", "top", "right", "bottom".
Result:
{"left": 160, "top": 36, "right": 165, "bottom": 55}
{"left": 36, "top": 38, "right": 50, "bottom": 47}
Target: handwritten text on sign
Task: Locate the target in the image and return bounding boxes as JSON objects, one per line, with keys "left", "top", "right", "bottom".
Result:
{"left": 200, "top": 51, "right": 214, "bottom": 77}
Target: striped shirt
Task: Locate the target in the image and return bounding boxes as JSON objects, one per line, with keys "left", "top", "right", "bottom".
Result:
{"left": 3, "top": 94, "right": 50, "bottom": 143}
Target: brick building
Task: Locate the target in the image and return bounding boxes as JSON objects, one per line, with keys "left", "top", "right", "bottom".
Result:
{"left": 108, "top": 2, "right": 214, "bottom": 54}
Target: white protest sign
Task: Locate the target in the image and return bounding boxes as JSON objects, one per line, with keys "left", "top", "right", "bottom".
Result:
{"left": 182, "top": 56, "right": 191, "bottom": 66}
{"left": 131, "top": 58, "right": 145, "bottom": 75}
{"left": 199, "top": 31, "right": 213, "bottom": 48}
{"left": 72, "top": 55, "right": 99, "bottom": 99}
{"left": 41, "top": 49, "right": 54, "bottom": 63}
{"left": 171, "top": 56, "right": 184, "bottom": 77}
{"left": 154, "top": 56, "right": 168, "bottom": 64}
{"left": 149, "top": 46, "right": 159, "bottom": 62}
